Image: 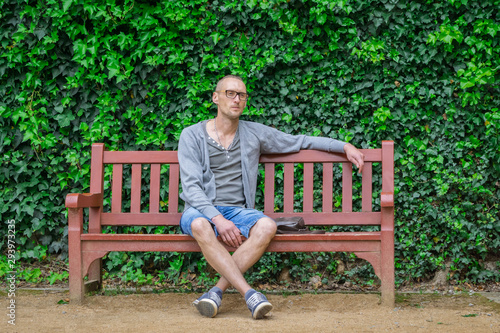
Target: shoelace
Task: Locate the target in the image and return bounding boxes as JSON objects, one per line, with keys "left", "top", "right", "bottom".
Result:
{"left": 208, "top": 291, "right": 222, "bottom": 307}
{"left": 246, "top": 292, "right": 267, "bottom": 309}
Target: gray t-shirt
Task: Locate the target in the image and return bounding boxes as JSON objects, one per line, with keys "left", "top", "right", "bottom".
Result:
{"left": 204, "top": 123, "right": 245, "bottom": 207}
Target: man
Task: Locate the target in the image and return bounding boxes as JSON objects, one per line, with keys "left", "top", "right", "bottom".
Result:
{"left": 178, "top": 75, "right": 364, "bottom": 319}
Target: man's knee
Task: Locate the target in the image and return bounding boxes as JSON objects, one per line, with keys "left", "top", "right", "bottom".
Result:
{"left": 191, "top": 217, "right": 215, "bottom": 240}
{"left": 251, "top": 217, "right": 277, "bottom": 239}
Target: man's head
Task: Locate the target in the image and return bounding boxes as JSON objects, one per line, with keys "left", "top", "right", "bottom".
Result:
{"left": 215, "top": 75, "right": 245, "bottom": 91}
{"left": 213, "top": 75, "right": 248, "bottom": 120}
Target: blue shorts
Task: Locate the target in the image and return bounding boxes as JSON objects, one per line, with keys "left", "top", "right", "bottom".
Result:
{"left": 180, "top": 206, "right": 268, "bottom": 238}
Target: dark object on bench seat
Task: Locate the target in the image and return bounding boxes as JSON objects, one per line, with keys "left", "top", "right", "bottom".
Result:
{"left": 275, "top": 217, "right": 325, "bottom": 234}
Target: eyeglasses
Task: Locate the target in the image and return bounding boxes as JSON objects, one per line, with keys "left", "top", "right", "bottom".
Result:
{"left": 215, "top": 90, "right": 250, "bottom": 101}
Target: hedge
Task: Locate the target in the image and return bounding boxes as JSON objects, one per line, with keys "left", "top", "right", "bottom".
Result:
{"left": 0, "top": 0, "right": 499, "bottom": 286}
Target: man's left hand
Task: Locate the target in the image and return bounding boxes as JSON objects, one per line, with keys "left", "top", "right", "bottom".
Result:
{"left": 343, "top": 143, "right": 365, "bottom": 173}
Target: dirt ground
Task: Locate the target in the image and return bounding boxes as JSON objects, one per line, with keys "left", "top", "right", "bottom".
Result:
{"left": 2, "top": 290, "right": 499, "bottom": 333}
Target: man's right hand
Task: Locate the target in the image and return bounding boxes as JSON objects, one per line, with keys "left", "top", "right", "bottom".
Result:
{"left": 211, "top": 214, "right": 243, "bottom": 248}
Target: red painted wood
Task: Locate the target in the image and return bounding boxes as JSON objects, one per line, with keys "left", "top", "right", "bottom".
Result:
{"left": 303, "top": 163, "right": 314, "bottom": 213}
{"left": 89, "top": 144, "right": 104, "bottom": 234}
{"left": 111, "top": 164, "right": 123, "bottom": 213}
{"left": 322, "top": 162, "right": 333, "bottom": 213}
{"left": 80, "top": 236, "right": 380, "bottom": 253}
{"left": 104, "top": 147, "right": 382, "bottom": 164}
{"left": 259, "top": 149, "right": 382, "bottom": 163}
{"left": 80, "top": 232, "right": 381, "bottom": 253}
{"left": 266, "top": 240, "right": 380, "bottom": 253}
{"left": 380, "top": 143, "right": 394, "bottom": 211}
{"left": 68, "top": 207, "right": 84, "bottom": 303}
{"left": 100, "top": 212, "right": 380, "bottom": 226}
{"left": 265, "top": 212, "right": 381, "bottom": 225}
{"left": 381, "top": 192, "right": 394, "bottom": 207}
{"left": 381, "top": 212, "right": 395, "bottom": 306}
{"left": 87, "top": 143, "right": 105, "bottom": 289}
{"left": 362, "top": 162, "right": 372, "bottom": 212}
{"left": 342, "top": 162, "right": 352, "bottom": 212}
{"left": 82, "top": 239, "right": 202, "bottom": 252}
{"left": 354, "top": 252, "right": 381, "bottom": 279}
{"left": 81, "top": 232, "right": 381, "bottom": 242}
{"left": 68, "top": 142, "right": 395, "bottom": 305}
{"left": 65, "top": 193, "right": 103, "bottom": 208}
{"left": 82, "top": 234, "right": 197, "bottom": 241}
{"left": 381, "top": 141, "right": 394, "bottom": 198}
{"left": 131, "top": 164, "right": 142, "bottom": 213}
{"left": 150, "top": 164, "right": 161, "bottom": 213}
{"left": 104, "top": 150, "right": 178, "bottom": 164}
{"left": 283, "top": 163, "right": 294, "bottom": 213}
{"left": 381, "top": 140, "right": 395, "bottom": 306}
{"left": 101, "top": 212, "right": 182, "bottom": 226}
{"left": 168, "top": 164, "right": 180, "bottom": 213}
{"left": 90, "top": 143, "right": 105, "bottom": 195}
{"left": 264, "top": 163, "right": 275, "bottom": 214}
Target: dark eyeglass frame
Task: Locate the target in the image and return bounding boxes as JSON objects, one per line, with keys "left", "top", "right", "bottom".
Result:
{"left": 215, "top": 90, "right": 250, "bottom": 101}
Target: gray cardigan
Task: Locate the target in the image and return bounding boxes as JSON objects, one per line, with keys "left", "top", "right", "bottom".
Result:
{"left": 178, "top": 120, "right": 347, "bottom": 219}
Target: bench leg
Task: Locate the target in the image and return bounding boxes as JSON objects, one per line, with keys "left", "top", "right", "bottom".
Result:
{"left": 381, "top": 223, "right": 395, "bottom": 307}
{"left": 69, "top": 264, "right": 84, "bottom": 304}
{"left": 380, "top": 265, "right": 395, "bottom": 307}
{"left": 86, "top": 259, "right": 102, "bottom": 291}
{"left": 354, "top": 251, "right": 393, "bottom": 306}
{"left": 68, "top": 208, "right": 84, "bottom": 304}
{"left": 82, "top": 251, "right": 108, "bottom": 294}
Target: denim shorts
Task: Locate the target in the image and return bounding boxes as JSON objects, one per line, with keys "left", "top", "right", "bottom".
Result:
{"left": 179, "top": 206, "right": 268, "bottom": 238}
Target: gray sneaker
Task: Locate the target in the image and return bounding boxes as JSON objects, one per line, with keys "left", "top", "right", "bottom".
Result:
{"left": 192, "top": 291, "right": 222, "bottom": 318}
{"left": 246, "top": 290, "right": 273, "bottom": 319}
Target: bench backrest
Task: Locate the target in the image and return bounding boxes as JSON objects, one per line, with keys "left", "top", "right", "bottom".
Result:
{"left": 88, "top": 142, "right": 394, "bottom": 232}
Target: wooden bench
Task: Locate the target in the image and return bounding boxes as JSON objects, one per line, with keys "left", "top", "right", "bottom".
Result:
{"left": 65, "top": 141, "right": 395, "bottom": 306}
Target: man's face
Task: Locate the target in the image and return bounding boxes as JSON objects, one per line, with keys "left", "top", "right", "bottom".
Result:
{"left": 213, "top": 78, "right": 247, "bottom": 120}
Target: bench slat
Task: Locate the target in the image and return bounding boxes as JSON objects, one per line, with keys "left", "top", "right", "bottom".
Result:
{"left": 322, "top": 162, "right": 333, "bottom": 213}
{"left": 89, "top": 143, "right": 105, "bottom": 233}
{"left": 266, "top": 239, "right": 380, "bottom": 252}
{"left": 150, "top": 164, "right": 161, "bottom": 213}
{"left": 111, "top": 164, "right": 123, "bottom": 213}
{"left": 264, "top": 163, "right": 275, "bottom": 214}
{"left": 382, "top": 141, "right": 394, "bottom": 196}
{"left": 259, "top": 149, "right": 381, "bottom": 163}
{"left": 101, "top": 212, "right": 182, "bottom": 225}
{"left": 81, "top": 232, "right": 381, "bottom": 242}
{"left": 104, "top": 151, "right": 178, "bottom": 164}
{"left": 168, "top": 164, "right": 180, "bottom": 213}
{"left": 362, "top": 162, "right": 372, "bottom": 212}
{"left": 130, "top": 164, "right": 142, "bottom": 213}
{"left": 283, "top": 163, "right": 294, "bottom": 213}
{"left": 80, "top": 233, "right": 381, "bottom": 253}
{"left": 266, "top": 212, "right": 380, "bottom": 225}
{"left": 303, "top": 163, "right": 314, "bottom": 213}
{"left": 104, "top": 149, "right": 382, "bottom": 164}
{"left": 342, "top": 162, "right": 352, "bottom": 212}
{"left": 100, "top": 211, "right": 380, "bottom": 226}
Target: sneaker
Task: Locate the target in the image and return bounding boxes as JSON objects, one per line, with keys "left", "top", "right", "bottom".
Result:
{"left": 245, "top": 289, "right": 273, "bottom": 319}
{"left": 192, "top": 289, "right": 222, "bottom": 318}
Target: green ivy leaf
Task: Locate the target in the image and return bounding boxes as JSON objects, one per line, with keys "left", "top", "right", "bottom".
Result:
{"left": 316, "top": 13, "right": 327, "bottom": 25}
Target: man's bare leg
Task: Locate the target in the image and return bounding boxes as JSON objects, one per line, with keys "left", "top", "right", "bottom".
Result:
{"left": 213, "top": 217, "right": 276, "bottom": 292}
{"left": 191, "top": 217, "right": 276, "bottom": 319}
{"left": 192, "top": 217, "right": 276, "bottom": 294}
{"left": 192, "top": 218, "right": 253, "bottom": 295}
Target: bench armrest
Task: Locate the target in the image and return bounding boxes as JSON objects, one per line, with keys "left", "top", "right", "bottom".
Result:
{"left": 381, "top": 192, "right": 394, "bottom": 208}
{"left": 65, "top": 193, "right": 103, "bottom": 208}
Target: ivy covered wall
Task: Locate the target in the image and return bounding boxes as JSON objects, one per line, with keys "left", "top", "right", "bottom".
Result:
{"left": 0, "top": 0, "right": 499, "bottom": 285}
